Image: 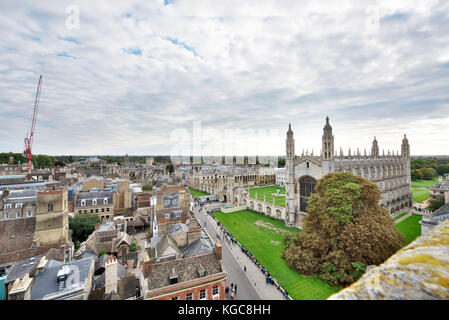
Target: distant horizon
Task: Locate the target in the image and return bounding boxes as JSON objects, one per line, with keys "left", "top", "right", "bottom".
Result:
{"left": 2, "top": 152, "right": 449, "bottom": 158}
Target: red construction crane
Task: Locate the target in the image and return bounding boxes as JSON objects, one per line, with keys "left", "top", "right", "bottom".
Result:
{"left": 24, "top": 74, "right": 42, "bottom": 179}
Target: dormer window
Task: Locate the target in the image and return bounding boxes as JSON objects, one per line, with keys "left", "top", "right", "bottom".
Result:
{"left": 103, "top": 198, "right": 108, "bottom": 204}
{"left": 4, "top": 203, "right": 12, "bottom": 209}
{"left": 92, "top": 198, "right": 97, "bottom": 205}
{"left": 81, "top": 200, "right": 86, "bottom": 206}
{"left": 15, "top": 203, "right": 22, "bottom": 208}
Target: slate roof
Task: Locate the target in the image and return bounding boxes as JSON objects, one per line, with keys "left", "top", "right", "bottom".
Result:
{"left": 171, "top": 223, "right": 189, "bottom": 236}
{"left": 75, "top": 189, "right": 113, "bottom": 206}
{"left": 0, "top": 255, "right": 43, "bottom": 284}
{"left": 80, "top": 225, "right": 131, "bottom": 256}
{"left": 181, "top": 230, "right": 215, "bottom": 258}
{"left": 433, "top": 203, "right": 449, "bottom": 218}
{"left": 0, "top": 218, "right": 36, "bottom": 255}
{"left": 156, "top": 234, "right": 181, "bottom": 258}
{"left": 431, "top": 181, "right": 449, "bottom": 190}
{"left": 30, "top": 257, "right": 94, "bottom": 300}
{"left": 2, "top": 189, "right": 37, "bottom": 202}
{"left": 76, "top": 250, "right": 97, "bottom": 261}
{"left": 146, "top": 252, "right": 222, "bottom": 290}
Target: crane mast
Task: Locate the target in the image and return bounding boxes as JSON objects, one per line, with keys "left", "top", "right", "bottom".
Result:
{"left": 24, "top": 75, "right": 42, "bottom": 180}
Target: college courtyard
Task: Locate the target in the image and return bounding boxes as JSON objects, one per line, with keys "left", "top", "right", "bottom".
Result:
{"left": 202, "top": 186, "right": 424, "bottom": 300}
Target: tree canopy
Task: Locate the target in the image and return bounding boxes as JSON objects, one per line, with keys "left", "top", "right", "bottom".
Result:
{"left": 278, "top": 158, "right": 286, "bottom": 168}
{"left": 411, "top": 157, "right": 449, "bottom": 180}
{"left": 283, "top": 172, "right": 405, "bottom": 286}
{"left": 69, "top": 213, "right": 100, "bottom": 243}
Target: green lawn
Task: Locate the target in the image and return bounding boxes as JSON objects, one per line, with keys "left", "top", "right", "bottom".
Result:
{"left": 395, "top": 214, "right": 422, "bottom": 245}
{"left": 411, "top": 178, "right": 439, "bottom": 188}
{"left": 412, "top": 188, "right": 430, "bottom": 203}
{"left": 188, "top": 187, "right": 209, "bottom": 198}
{"left": 394, "top": 212, "right": 408, "bottom": 220}
{"left": 213, "top": 209, "right": 340, "bottom": 300}
{"left": 250, "top": 186, "right": 286, "bottom": 207}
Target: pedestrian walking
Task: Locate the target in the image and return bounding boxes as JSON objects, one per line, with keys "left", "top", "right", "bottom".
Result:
{"left": 244, "top": 265, "right": 246, "bottom": 272}
{"left": 234, "top": 284, "right": 238, "bottom": 294}
{"left": 231, "top": 283, "right": 234, "bottom": 290}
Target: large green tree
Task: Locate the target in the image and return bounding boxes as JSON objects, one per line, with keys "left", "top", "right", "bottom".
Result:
{"left": 69, "top": 214, "right": 100, "bottom": 243}
{"left": 283, "top": 172, "right": 405, "bottom": 286}
{"left": 419, "top": 167, "right": 437, "bottom": 180}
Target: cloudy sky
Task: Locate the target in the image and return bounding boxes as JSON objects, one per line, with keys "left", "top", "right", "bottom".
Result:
{"left": 0, "top": 0, "right": 448, "bottom": 156}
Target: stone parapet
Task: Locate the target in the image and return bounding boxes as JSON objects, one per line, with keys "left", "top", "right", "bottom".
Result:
{"left": 328, "top": 219, "right": 449, "bottom": 300}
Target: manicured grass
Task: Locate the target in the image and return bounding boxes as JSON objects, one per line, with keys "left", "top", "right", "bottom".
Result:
{"left": 213, "top": 209, "right": 340, "bottom": 300}
{"left": 250, "top": 186, "right": 286, "bottom": 207}
{"left": 394, "top": 212, "right": 408, "bottom": 220}
{"left": 395, "top": 214, "right": 422, "bottom": 245}
{"left": 188, "top": 187, "right": 209, "bottom": 198}
{"left": 412, "top": 188, "right": 430, "bottom": 203}
{"left": 411, "top": 178, "right": 439, "bottom": 188}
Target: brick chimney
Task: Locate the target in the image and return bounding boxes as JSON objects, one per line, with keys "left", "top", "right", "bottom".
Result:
{"left": 105, "top": 256, "right": 118, "bottom": 295}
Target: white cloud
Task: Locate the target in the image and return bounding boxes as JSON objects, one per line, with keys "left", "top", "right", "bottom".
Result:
{"left": 0, "top": 0, "right": 448, "bottom": 156}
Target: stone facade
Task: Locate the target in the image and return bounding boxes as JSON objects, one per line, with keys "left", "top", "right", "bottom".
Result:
{"left": 284, "top": 118, "right": 412, "bottom": 227}
{"left": 155, "top": 185, "right": 191, "bottom": 234}
{"left": 74, "top": 189, "right": 115, "bottom": 222}
{"left": 35, "top": 189, "right": 70, "bottom": 247}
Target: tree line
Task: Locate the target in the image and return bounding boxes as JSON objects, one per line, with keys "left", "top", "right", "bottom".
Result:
{"left": 410, "top": 157, "right": 449, "bottom": 180}
{"left": 0, "top": 152, "right": 54, "bottom": 169}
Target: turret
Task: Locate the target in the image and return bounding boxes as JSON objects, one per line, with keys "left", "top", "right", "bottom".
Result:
{"left": 321, "top": 117, "right": 335, "bottom": 174}
{"left": 322, "top": 117, "right": 334, "bottom": 160}
{"left": 286, "top": 123, "right": 295, "bottom": 160}
{"left": 371, "top": 136, "right": 379, "bottom": 158}
{"left": 401, "top": 134, "right": 410, "bottom": 158}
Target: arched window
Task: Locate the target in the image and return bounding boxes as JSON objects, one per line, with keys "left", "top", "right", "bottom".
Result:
{"left": 306, "top": 162, "right": 310, "bottom": 168}
{"left": 299, "top": 176, "right": 317, "bottom": 212}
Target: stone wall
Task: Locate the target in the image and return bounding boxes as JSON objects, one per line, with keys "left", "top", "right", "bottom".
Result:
{"left": 328, "top": 219, "right": 449, "bottom": 300}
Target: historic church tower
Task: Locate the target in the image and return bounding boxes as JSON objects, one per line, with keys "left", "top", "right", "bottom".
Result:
{"left": 321, "top": 117, "right": 334, "bottom": 175}
{"left": 286, "top": 124, "right": 296, "bottom": 226}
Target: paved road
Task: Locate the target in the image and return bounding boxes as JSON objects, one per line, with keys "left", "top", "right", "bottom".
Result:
{"left": 192, "top": 201, "right": 286, "bottom": 300}
{"left": 193, "top": 202, "right": 260, "bottom": 300}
